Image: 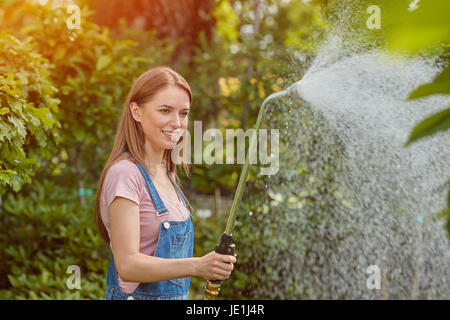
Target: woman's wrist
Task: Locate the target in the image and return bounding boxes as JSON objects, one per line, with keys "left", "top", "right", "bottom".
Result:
{"left": 189, "top": 256, "right": 202, "bottom": 278}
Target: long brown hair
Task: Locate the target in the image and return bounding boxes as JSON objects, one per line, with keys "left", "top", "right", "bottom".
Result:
{"left": 94, "top": 66, "right": 193, "bottom": 243}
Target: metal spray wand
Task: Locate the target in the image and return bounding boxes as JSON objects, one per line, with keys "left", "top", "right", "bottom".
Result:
{"left": 204, "top": 81, "right": 302, "bottom": 299}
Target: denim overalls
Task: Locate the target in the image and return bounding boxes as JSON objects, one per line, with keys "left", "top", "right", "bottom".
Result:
{"left": 104, "top": 158, "right": 193, "bottom": 300}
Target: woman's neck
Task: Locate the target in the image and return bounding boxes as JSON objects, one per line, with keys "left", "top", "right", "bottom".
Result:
{"left": 144, "top": 140, "right": 166, "bottom": 178}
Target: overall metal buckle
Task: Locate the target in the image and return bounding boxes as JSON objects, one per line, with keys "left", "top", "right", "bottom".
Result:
{"left": 156, "top": 210, "right": 168, "bottom": 217}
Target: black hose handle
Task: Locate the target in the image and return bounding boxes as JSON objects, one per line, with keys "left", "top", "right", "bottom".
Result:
{"left": 204, "top": 233, "right": 235, "bottom": 299}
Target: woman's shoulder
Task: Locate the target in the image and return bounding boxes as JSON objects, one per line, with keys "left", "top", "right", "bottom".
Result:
{"left": 106, "top": 159, "right": 142, "bottom": 179}
{"left": 102, "top": 159, "right": 144, "bottom": 207}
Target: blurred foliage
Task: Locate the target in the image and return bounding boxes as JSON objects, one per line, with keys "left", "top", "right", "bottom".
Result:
{"left": 15, "top": 3, "right": 169, "bottom": 194}
{"left": 0, "top": 180, "right": 108, "bottom": 299}
{"left": 407, "top": 108, "right": 450, "bottom": 145}
{"left": 276, "top": 0, "right": 330, "bottom": 52}
{"left": 381, "top": 0, "right": 450, "bottom": 236}
{"left": 180, "top": 0, "right": 330, "bottom": 195}
{"left": 0, "top": 0, "right": 338, "bottom": 300}
{"left": 87, "top": 0, "right": 215, "bottom": 63}
{"left": 0, "top": 31, "right": 60, "bottom": 194}
{"left": 382, "top": 0, "right": 449, "bottom": 55}
{"left": 379, "top": 0, "right": 450, "bottom": 144}
{"left": 0, "top": 1, "right": 171, "bottom": 299}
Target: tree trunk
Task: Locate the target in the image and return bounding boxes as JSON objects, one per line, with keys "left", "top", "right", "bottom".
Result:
{"left": 214, "top": 187, "right": 222, "bottom": 217}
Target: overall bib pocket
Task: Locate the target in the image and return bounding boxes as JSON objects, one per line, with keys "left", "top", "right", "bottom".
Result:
{"left": 168, "top": 229, "right": 193, "bottom": 287}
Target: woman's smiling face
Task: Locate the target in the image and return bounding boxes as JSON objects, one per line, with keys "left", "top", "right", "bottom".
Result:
{"left": 130, "top": 85, "right": 190, "bottom": 152}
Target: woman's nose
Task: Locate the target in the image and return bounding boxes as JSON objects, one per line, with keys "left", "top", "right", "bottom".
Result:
{"left": 170, "top": 114, "right": 181, "bottom": 128}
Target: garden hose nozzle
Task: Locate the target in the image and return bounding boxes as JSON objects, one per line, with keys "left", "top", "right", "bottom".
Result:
{"left": 204, "top": 233, "right": 235, "bottom": 300}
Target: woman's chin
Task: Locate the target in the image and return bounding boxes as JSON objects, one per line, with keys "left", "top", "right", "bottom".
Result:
{"left": 162, "top": 141, "right": 179, "bottom": 150}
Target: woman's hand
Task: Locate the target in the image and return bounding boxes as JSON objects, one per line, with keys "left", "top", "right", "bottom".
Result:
{"left": 196, "top": 251, "right": 237, "bottom": 280}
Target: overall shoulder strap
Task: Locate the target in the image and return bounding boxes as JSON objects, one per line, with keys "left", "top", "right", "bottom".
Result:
{"left": 168, "top": 172, "right": 190, "bottom": 210}
{"left": 129, "top": 156, "right": 168, "bottom": 216}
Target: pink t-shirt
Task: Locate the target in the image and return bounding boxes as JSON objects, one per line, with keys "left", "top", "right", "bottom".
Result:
{"left": 100, "top": 159, "right": 191, "bottom": 293}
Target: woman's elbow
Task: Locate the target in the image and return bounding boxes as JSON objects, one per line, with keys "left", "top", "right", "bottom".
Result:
{"left": 115, "top": 258, "right": 135, "bottom": 282}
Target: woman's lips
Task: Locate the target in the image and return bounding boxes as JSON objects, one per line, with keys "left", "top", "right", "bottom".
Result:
{"left": 162, "top": 130, "right": 183, "bottom": 141}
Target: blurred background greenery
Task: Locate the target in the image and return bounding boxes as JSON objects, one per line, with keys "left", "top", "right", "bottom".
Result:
{"left": 0, "top": 0, "right": 448, "bottom": 299}
{"left": 0, "top": 0, "right": 331, "bottom": 299}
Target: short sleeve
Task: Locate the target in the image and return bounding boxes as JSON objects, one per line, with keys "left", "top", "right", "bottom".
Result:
{"left": 103, "top": 161, "right": 142, "bottom": 208}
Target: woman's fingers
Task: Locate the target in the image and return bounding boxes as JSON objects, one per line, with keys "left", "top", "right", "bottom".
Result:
{"left": 200, "top": 250, "right": 237, "bottom": 280}
{"left": 216, "top": 260, "right": 234, "bottom": 272}
{"left": 214, "top": 254, "right": 235, "bottom": 279}
{"left": 213, "top": 270, "right": 229, "bottom": 280}
{"left": 213, "top": 266, "right": 233, "bottom": 279}
{"left": 214, "top": 255, "right": 235, "bottom": 279}
{"left": 216, "top": 252, "right": 236, "bottom": 264}
{"left": 216, "top": 254, "right": 236, "bottom": 270}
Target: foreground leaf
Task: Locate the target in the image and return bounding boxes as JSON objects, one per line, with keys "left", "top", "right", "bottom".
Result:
{"left": 406, "top": 107, "right": 450, "bottom": 145}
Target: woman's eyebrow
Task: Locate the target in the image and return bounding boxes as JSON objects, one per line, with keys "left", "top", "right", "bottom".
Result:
{"left": 159, "top": 104, "right": 190, "bottom": 111}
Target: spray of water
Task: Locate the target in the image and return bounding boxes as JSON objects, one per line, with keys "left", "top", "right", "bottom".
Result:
{"left": 250, "top": 5, "right": 450, "bottom": 298}
{"left": 294, "top": 43, "right": 450, "bottom": 297}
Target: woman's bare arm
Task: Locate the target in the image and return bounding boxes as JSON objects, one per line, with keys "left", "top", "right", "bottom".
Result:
{"left": 109, "top": 196, "right": 236, "bottom": 283}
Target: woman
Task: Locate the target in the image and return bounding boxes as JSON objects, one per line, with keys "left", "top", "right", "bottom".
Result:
{"left": 94, "top": 66, "right": 236, "bottom": 300}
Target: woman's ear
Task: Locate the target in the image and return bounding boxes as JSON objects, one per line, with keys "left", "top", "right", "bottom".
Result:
{"left": 129, "top": 102, "right": 141, "bottom": 123}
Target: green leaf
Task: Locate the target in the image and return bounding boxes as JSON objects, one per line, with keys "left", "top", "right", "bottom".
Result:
{"left": 28, "top": 114, "right": 41, "bottom": 127}
{"left": 406, "top": 107, "right": 450, "bottom": 145}
{"left": 0, "top": 172, "right": 11, "bottom": 183}
{"left": 384, "top": 0, "right": 450, "bottom": 54}
{"left": 8, "top": 115, "right": 27, "bottom": 139}
{"left": 32, "top": 107, "right": 55, "bottom": 128}
{"left": 409, "top": 64, "right": 450, "bottom": 99}
{"left": 96, "top": 55, "right": 112, "bottom": 71}
{"left": 7, "top": 275, "right": 18, "bottom": 288}
{"left": 0, "top": 107, "right": 9, "bottom": 115}
{"left": 212, "top": 0, "right": 240, "bottom": 42}
{"left": 5, "top": 95, "right": 24, "bottom": 112}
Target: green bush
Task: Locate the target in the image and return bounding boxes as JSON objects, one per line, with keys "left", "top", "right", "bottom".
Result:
{"left": 0, "top": 180, "right": 109, "bottom": 299}
{"left": 17, "top": 3, "right": 171, "bottom": 193}
{"left": 0, "top": 31, "right": 61, "bottom": 194}
{"left": 0, "top": 0, "right": 336, "bottom": 300}
{"left": 0, "top": 4, "right": 172, "bottom": 299}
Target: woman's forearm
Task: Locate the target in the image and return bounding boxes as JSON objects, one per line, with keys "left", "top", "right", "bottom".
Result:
{"left": 119, "top": 252, "right": 200, "bottom": 283}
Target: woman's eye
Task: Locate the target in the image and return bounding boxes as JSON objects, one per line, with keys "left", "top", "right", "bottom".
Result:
{"left": 181, "top": 112, "right": 189, "bottom": 117}
{"left": 160, "top": 109, "right": 170, "bottom": 113}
